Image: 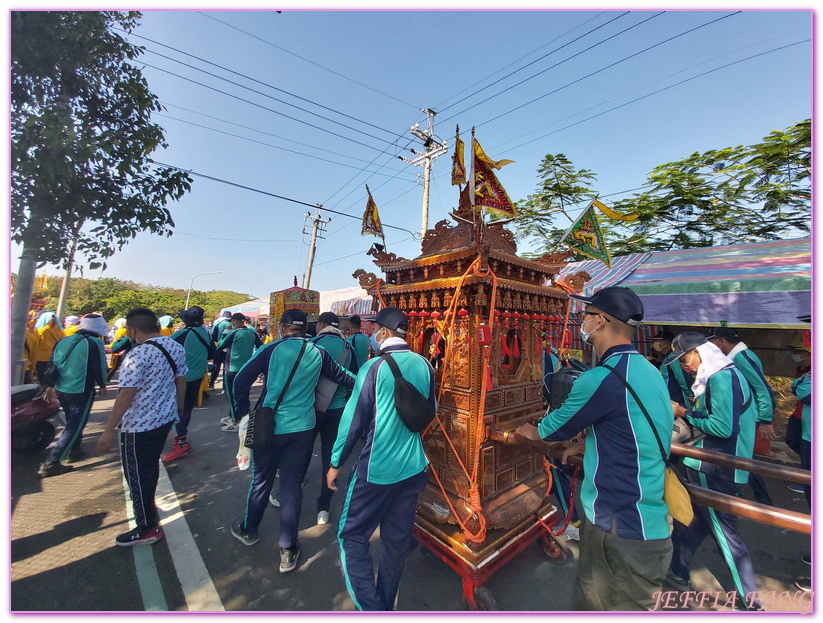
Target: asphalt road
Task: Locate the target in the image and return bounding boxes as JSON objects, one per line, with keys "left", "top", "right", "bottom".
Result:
{"left": 9, "top": 377, "right": 813, "bottom": 613}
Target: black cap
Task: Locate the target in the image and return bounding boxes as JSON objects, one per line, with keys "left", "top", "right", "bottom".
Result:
{"left": 666, "top": 331, "right": 708, "bottom": 363}
{"left": 305, "top": 321, "right": 317, "bottom": 337}
{"left": 220, "top": 310, "right": 231, "bottom": 318}
{"left": 373, "top": 307, "right": 408, "bottom": 336}
{"left": 798, "top": 314, "right": 811, "bottom": 323}
{"left": 650, "top": 330, "right": 675, "bottom": 342}
{"left": 707, "top": 326, "right": 738, "bottom": 341}
{"left": 280, "top": 308, "right": 307, "bottom": 327}
{"left": 569, "top": 286, "right": 644, "bottom": 326}
{"left": 318, "top": 311, "right": 340, "bottom": 327}
{"left": 230, "top": 312, "right": 246, "bottom": 322}
{"left": 179, "top": 306, "right": 205, "bottom": 327}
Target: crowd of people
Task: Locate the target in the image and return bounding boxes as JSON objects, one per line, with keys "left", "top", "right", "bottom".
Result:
{"left": 20, "top": 288, "right": 810, "bottom": 611}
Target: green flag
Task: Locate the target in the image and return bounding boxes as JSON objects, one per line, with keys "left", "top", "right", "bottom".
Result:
{"left": 558, "top": 204, "right": 611, "bottom": 267}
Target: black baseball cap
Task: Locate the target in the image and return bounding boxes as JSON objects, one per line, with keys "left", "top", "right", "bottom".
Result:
{"left": 280, "top": 308, "right": 307, "bottom": 327}
{"left": 707, "top": 326, "right": 738, "bottom": 341}
{"left": 373, "top": 308, "right": 408, "bottom": 336}
{"left": 318, "top": 311, "right": 340, "bottom": 327}
{"left": 650, "top": 330, "right": 675, "bottom": 342}
{"left": 666, "top": 331, "right": 708, "bottom": 363}
{"left": 798, "top": 314, "right": 811, "bottom": 323}
{"left": 230, "top": 312, "right": 246, "bottom": 322}
{"left": 569, "top": 286, "right": 644, "bottom": 326}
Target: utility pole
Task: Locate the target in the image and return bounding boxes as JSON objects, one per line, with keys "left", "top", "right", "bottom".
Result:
{"left": 302, "top": 206, "right": 330, "bottom": 289}
{"left": 399, "top": 108, "right": 448, "bottom": 251}
{"left": 55, "top": 234, "right": 78, "bottom": 321}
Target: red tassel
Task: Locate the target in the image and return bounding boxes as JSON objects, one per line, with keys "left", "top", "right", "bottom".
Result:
{"left": 501, "top": 338, "right": 510, "bottom": 358}
{"left": 485, "top": 367, "right": 492, "bottom": 390}
{"left": 512, "top": 335, "right": 520, "bottom": 358}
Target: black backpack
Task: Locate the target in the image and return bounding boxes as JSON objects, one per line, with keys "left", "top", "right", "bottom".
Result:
{"left": 379, "top": 353, "right": 435, "bottom": 433}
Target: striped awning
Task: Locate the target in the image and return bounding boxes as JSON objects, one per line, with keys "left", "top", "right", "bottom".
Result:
{"left": 556, "top": 252, "right": 652, "bottom": 315}
{"left": 320, "top": 286, "right": 375, "bottom": 317}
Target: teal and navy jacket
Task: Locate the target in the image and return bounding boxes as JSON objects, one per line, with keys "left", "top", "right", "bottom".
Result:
{"left": 660, "top": 351, "right": 694, "bottom": 408}
{"left": 331, "top": 342, "right": 434, "bottom": 485}
{"left": 348, "top": 332, "right": 371, "bottom": 373}
{"left": 538, "top": 344, "right": 673, "bottom": 541}
{"left": 312, "top": 331, "right": 355, "bottom": 410}
{"left": 218, "top": 327, "right": 263, "bottom": 373}
{"left": 791, "top": 371, "right": 811, "bottom": 442}
{"left": 683, "top": 365, "right": 756, "bottom": 484}
{"left": 542, "top": 346, "right": 560, "bottom": 403}
{"left": 232, "top": 335, "right": 355, "bottom": 435}
{"left": 729, "top": 346, "right": 775, "bottom": 424}
{"left": 48, "top": 330, "right": 107, "bottom": 395}
{"left": 211, "top": 318, "right": 233, "bottom": 344}
{"left": 172, "top": 325, "right": 216, "bottom": 382}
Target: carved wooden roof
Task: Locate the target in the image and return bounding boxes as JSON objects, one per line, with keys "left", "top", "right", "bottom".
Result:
{"left": 379, "top": 274, "right": 567, "bottom": 299}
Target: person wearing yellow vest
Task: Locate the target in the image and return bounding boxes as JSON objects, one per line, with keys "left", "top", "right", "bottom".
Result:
{"left": 34, "top": 311, "right": 65, "bottom": 384}
{"left": 22, "top": 316, "right": 39, "bottom": 384}
{"left": 64, "top": 316, "right": 81, "bottom": 336}
{"left": 158, "top": 315, "right": 174, "bottom": 337}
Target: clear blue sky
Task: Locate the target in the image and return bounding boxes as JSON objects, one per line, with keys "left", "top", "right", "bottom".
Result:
{"left": 10, "top": 8, "right": 813, "bottom": 301}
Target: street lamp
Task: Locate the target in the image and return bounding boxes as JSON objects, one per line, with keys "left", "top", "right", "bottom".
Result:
{"left": 185, "top": 271, "right": 221, "bottom": 309}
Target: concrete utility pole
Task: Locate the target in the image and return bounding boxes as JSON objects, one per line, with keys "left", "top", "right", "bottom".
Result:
{"left": 55, "top": 234, "right": 79, "bottom": 321}
{"left": 398, "top": 109, "right": 448, "bottom": 251}
{"left": 302, "top": 207, "right": 330, "bottom": 290}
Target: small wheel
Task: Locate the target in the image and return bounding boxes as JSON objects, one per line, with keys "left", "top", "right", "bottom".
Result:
{"left": 472, "top": 586, "right": 498, "bottom": 611}
{"left": 11, "top": 421, "right": 56, "bottom": 455}
{"left": 539, "top": 532, "right": 571, "bottom": 565}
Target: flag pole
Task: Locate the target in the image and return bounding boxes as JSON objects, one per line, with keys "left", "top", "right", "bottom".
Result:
{"left": 552, "top": 199, "right": 592, "bottom": 252}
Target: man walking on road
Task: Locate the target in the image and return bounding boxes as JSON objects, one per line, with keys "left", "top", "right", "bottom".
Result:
{"left": 96, "top": 308, "right": 188, "bottom": 547}
{"left": 515, "top": 287, "right": 674, "bottom": 611}
{"left": 39, "top": 313, "right": 109, "bottom": 477}
{"left": 210, "top": 311, "right": 233, "bottom": 388}
{"left": 218, "top": 312, "right": 263, "bottom": 431}
{"left": 347, "top": 314, "right": 371, "bottom": 371}
{"left": 164, "top": 306, "right": 215, "bottom": 461}
{"left": 229, "top": 309, "right": 355, "bottom": 574}
{"left": 327, "top": 308, "right": 434, "bottom": 611}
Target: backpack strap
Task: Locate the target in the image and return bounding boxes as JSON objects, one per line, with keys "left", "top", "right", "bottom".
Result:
{"left": 379, "top": 352, "right": 403, "bottom": 380}
{"left": 145, "top": 339, "right": 178, "bottom": 378}
{"left": 270, "top": 340, "right": 307, "bottom": 413}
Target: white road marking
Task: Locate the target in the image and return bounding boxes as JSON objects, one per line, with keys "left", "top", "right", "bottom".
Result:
{"left": 156, "top": 462, "right": 225, "bottom": 611}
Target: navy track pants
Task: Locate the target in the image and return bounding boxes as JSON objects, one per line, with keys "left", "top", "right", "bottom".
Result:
{"left": 337, "top": 465, "right": 429, "bottom": 611}
{"left": 670, "top": 467, "right": 759, "bottom": 609}
{"left": 242, "top": 429, "right": 313, "bottom": 548}
{"left": 120, "top": 422, "right": 174, "bottom": 530}
{"left": 304, "top": 407, "right": 344, "bottom": 514}
{"left": 48, "top": 389, "right": 95, "bottom": 464}
{"left": 174, "top": 379, "right": 202, "bottom": 438}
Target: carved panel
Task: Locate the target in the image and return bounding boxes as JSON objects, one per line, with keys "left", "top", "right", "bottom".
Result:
{"left": 481, "top": 445, "right": 495, "bottom": 499}
{"left": 526, "top": 384, "right": 542, "bottom": 403}
{"left": 448, "top": 414, "right": 470, "bottom": 468}
{"left": 495, "top": 469, "right": 514, "bottom": 492}
{"left": 505, "top": 387, "right": 525, "bottom": 405}
{"left": 515, "top": 459, "right": 534, "bottom": 482}
{"left": 485, "top": 390, "right": 503, "bottom": 412}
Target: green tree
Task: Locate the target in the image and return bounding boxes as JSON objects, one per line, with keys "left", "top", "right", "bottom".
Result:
{"left": 10, "top": 11, "right": 192, "bottom": 376}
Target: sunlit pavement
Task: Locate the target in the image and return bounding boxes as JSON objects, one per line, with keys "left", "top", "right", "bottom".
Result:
{"left": 10, "top": 379, "right": 812, "bottom": 612}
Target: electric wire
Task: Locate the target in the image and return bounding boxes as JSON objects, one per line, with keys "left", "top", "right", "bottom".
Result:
{"left": 475, "top": 11, "right": 741, "bottom": 128}
{"left": 197, "top": 11, "right": 420, "bottom": 111}
{"left": 175, "top": 231, "right": 299, "bottom": 243}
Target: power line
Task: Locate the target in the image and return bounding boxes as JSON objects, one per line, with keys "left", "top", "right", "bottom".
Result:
{"left": 314, "top": 236, "right": 415, "bottom": 267}
{"left": 154, "top": 112, "right": 418, "bottom": 181}
{"left": 175, "top": 231, "right": 299, "bottom": 243}
{"left": 197, "top": 11, "right": 420, "bottom": 111}
{"left": 122, "top": 29, "right": 400, "bottom": 139}
{"left": 152, "top": 161, "right": 418, "bottom": 236}
{"left": 438, "top": 11, "right": 631, "bottom": 116}
{"left": 475, "top": 11, "right": 740, "bottom": 129}
{"left": 138, "top": 61, "right": 388, "bottom": 154}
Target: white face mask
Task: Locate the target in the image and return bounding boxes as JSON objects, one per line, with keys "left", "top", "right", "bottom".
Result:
{"left": 792, "top": 353, "right": 805, "bottom": 363}
{"left": 579, "top": 314, "right": 601, "bottom": 345}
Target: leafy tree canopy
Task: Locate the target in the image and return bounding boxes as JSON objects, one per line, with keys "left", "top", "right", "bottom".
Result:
{"left": 510, "top": 120, "right": 810, "bottom": 257}
{"left": 11, "top": 11, "right": 192, "bottom": 270}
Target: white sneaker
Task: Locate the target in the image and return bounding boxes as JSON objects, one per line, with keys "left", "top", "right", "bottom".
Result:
{"left": 221, "top": 422, "right": 238, "bottom": 432}
{"left": 562, "top": 524, "right": 580, "bottom": 541}
{"left": 317, "top": 510, "right": 330, "bottom": 525}
{"left": 269, "top": 493, "right": 280, "bottom": 507}
{"left": 220, "top": 416, "right": 232, "bottom": 426}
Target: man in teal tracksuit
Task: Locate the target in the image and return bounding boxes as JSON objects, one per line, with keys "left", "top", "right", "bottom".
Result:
{"left": 347, "top": 315, "right": 371, "bottom": 371}
{"left": 164, "top": 306, "right": 216, "bottom": 461}
{"left": 308, "top": 311, "right": 356, "bottom": 526}
{"left": 218, "top": 313, "right": 263, "bottom": 428}
{"left": 210, "top": 311, "right": 233, "bottom": 387}
{"left": 516, "top": 287, "right": 673, "bottom": 611}
{"left": 229, "top": 309, "right": 355, "bottom": 574}
{"left": 666, "top": 332, "right": 761, "bottom": 610}
{"left": 327, "top": 308, "right": 434, "bottom": 611}
{"left": 40, "top": 314, "right": 109, "bottom": 477}
{"left": 707, "top": 326, "right": 775, "bottom": 506}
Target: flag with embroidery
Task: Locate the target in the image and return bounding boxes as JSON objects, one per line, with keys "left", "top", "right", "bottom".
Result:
{"left": 592, "top": 197, "right": 639, "bottom": 221}
{"left": 558, "top": 204, "right": 611, "bottom": 267}
{"left": 451, "top": 125, "right": 466, "bottom": 186}
{"left": 473, "top": 138, "right": 516, "bottom": 217}
{"left": 361, "top": 185, "right": 384, "bottom": 239}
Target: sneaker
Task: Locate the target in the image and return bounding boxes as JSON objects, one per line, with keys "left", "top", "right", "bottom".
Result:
{"left": 220, "top": 416, "right": 232, "bottom": 426}
{"left": 801, "top": 553, "right": 811, "bottom": 565}
{"left": 269, "top": 493, "right": 280, "bottom": 507}
{"left": 664, "top": 569, "right": 691, "bottom": 592}
{"left": 116, "top": 525, "right": 164, "bottom": 547}
{"left": 795, "top": 577, "right": 812, "bottom": 592}
{"left": 38, "top": 462, "right": 75, "bottom": 478}
{"left": 66, "top": 449, "right": 88, "bottom": 463}
{"left": 279, "top": 542, "right": 301, "bottom": 573}
{"left": 230, "top": 517, "right": 259, "bottom": 546}
{"left": 317, "top": 510, "right": 330, "bottom": 525}
{"left": 561, "top": 524, "right": 580, "bottom": 541}
{"left": 221, "top": 422, "right": 238, "bottom": 432}
{"left": 787, "top": 483, "right": 805, "bottom": 493}
{"left": 163, "top": 440, "right": 193, "bottom": 461}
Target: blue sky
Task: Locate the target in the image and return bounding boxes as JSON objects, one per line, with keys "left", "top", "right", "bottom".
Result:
{"left": 10, "top": 8, "right": 813, "bottom": 301}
